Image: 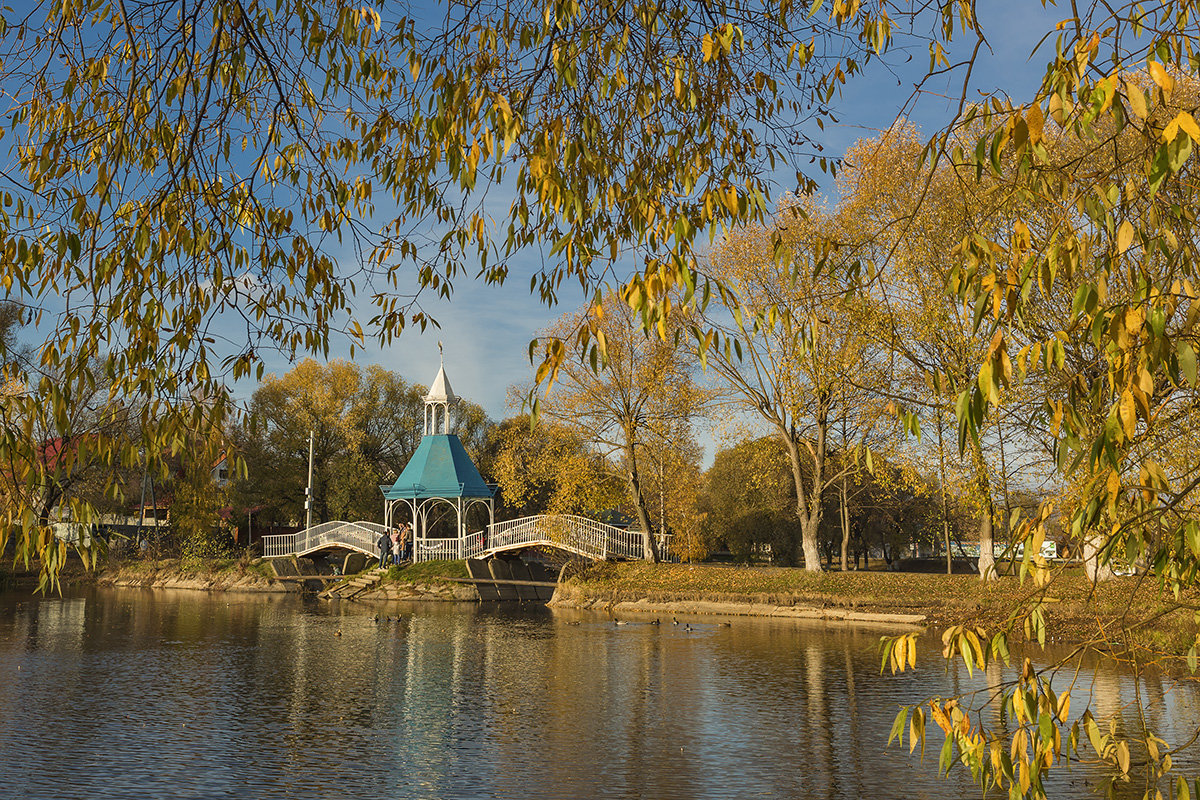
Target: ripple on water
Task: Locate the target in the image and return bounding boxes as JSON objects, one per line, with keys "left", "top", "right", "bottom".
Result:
{"left": 0, "top": 589, "right": 1193, "bottom": 800}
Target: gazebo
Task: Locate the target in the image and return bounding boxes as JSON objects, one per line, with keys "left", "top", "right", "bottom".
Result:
{"left": 381, "top": 357, "right": 495, "bottom": 559}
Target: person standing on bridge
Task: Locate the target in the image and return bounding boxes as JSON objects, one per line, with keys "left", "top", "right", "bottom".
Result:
{"left": 390, "top": 527, "right": 401, "bottom": 566}
{"left": 377, "top": 529, "right": 391, "bottom": 568}
{"left": 400, "top": 523, "right": 411, "bottom": 561}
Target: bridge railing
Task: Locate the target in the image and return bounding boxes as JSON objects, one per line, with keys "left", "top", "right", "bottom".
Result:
{"left": 462, "top": 530, "right": 486, "bottom": 559}
{"left": 453, "top": 514, "right": 672, "bottom": 562}
{"left": 265, "top": 516, "right": 672, "bottom": 562}
{"left": 264, "top": 521, "right": 390, "bottom": 559}
{"left": 414, "top": 537, "right": 460, "bottom": 561}
{"left": 481, "top": 515, "right": 603, "bottom": 560}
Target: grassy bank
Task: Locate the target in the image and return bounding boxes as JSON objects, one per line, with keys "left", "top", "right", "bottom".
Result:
{"left": 367, "top": 559, "right": 475, "bottom": 601}
{"left": 384, "top": 559, "right": 469, "bottom": 584}
{"left": 98, "top": 556, "right": 286, "bottom": 592}
{"left": 564, "top": 562, "right": 1200, "bottom": 660}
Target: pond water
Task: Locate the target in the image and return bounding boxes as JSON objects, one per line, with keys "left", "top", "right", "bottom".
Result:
{"left": 0, "top": 588, "right": 1197, "bottom": 799}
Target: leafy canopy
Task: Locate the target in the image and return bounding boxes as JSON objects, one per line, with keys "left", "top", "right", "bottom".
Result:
{"left": 0, "top": 0, "right": 893, "bottom": 568}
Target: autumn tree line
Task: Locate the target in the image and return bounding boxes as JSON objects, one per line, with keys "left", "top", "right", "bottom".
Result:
{"left": 0, "top": 198, "right": 1051, "bottom": 574}
{"left": 0, "top": 300, "right": 1010, "bottom": 570}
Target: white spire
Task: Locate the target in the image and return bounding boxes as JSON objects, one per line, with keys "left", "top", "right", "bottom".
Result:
{"left": 424, "top": 346, "right": 457, "bottom": 434}
{"left": 424, "top": 369, "right": 456, "bottom": 404}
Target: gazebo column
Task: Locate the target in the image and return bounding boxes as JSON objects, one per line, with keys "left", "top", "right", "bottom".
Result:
{"left": 418, "top": 499, "right": 428, "bottom": 562}
{"left": 457, "top": 497, "right": 464, "bottom": 559}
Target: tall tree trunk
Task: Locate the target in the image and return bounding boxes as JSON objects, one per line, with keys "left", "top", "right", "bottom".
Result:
{"left": 997, "top": 412, "right": 1014, "bottom": 576}
{"left": 780, "top": 432, "right": 822, "bottom": 572}
{"left": 970, "top": 442, "right": 997, "bottom": 581}
{"left": 1081, "top": 531, "right": 1114, "bottom": 582}
{"left": 936, "top": 409, "right": 952, "bottom": 575}
{"left": 839, "top": 475, "right": 851, "bottom": 571}
{"left": 37, "top": 483, "right": 64, "bottom": 528}
{"left": 624, "top": 441, "right": 659, "bottom": 563}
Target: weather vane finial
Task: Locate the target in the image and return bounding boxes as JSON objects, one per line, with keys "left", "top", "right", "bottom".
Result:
{"left": 438, "top": 341, "right": 443, "bottom": 364}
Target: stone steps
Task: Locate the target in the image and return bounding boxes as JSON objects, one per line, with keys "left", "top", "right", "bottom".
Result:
{"left": 319, "top": 567, "right": 389, "bottom": 600}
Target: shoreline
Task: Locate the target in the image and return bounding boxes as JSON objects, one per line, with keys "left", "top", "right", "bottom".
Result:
{"left": 99, "top": 564, "right": 292, "bottom": 593}
{"left": 547, "top": 592, "right": 927, "bottom": 629}
{"left": 10, "top": 559, "right": 1197, "bottom": 659}
{"left": 22, "top": 558, "right": 479, "bottom": 601}
{"left": 5, "top": 561, "right": 929, "bottom": 627}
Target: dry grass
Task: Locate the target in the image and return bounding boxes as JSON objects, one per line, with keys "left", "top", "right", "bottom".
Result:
{"left": 568, "top": 562, "right": 1200, "bottom": 662}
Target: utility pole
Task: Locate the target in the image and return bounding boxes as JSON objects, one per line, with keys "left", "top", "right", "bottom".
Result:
{"left": 305, "top": 430, "right": 314, "bottom": 530}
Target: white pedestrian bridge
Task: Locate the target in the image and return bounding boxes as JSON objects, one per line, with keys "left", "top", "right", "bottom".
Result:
{"left": 262, "top": 515, "right": 669, "bottom": 562}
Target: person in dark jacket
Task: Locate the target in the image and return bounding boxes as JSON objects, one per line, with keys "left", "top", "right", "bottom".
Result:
{"left": 377, "top": 530, "right": 391, "bottom": 568}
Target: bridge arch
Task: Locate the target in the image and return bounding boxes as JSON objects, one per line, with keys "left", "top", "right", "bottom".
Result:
{"left": 262, "top": 521, "right": 391, "bottom": 559}
{"left": 471, "top": 515, "right": 649, "bottom": 561}
{"left": 264, "top": 515, "right": 670, "bottom": 562}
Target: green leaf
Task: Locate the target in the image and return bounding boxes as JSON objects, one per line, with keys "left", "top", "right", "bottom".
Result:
{"left": 1169, "top": 131, "right": 1194, "bottom": 172}
{"left": 910, "top": 708, "right": 926, "bottom": 757}
{"left": 1149, "top": 143, "right": 1172, "bottom": 195}
{"left": 1084, "top": 714, "right": 1103, "bottom": 755}
{"left": 887, "top": 707, "right": 909, "bottom": 746}
{"left": 977, "top": 360, "right": 993, "bottom": 398}
{"left": 1039, "top": 711, "right": 1054, "bottom": 746}
{"left": 1180, "top": 341, "right": 1197, "bottom": 385}
{"left": 938, "top": 734, "right": 954, "bottom": 775}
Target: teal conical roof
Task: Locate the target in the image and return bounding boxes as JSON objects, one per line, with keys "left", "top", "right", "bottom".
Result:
{"left": 382, "top": 434, "right": 494, "bottom": 500}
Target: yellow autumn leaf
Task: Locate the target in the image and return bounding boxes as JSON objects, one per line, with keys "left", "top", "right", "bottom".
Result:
{"left": 1116, "top": 219, "right": 1135, "bottom": 253}
{"left": 1163, "top": 111, "right": 1200, "bottom": 143}
{"left": 1119, "top": 388, "right": 1137, "bottom": 437}
{"left": 1124, "top": 79, "right": 1147, "bottom": 119}
{"left": 1107, "top": 468, "right": 1122, "bottom": 498}
{"left": 1178, "top": 112, "right": 1200, "bottom": 142}
{"left": 1148, "top": 60, "right": 1174, "bottom": 96}
{"left": 1026, "top": 103, "right": 1044, "bottom": 143}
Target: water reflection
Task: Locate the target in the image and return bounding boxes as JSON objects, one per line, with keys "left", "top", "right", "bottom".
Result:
{"left": 0, "top": 589, "right": 1196, "bottom": 799}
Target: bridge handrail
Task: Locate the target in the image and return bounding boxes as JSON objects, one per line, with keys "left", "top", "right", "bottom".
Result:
{"left": 263, "top": 515, "right": 671, "bottom": 562}
{"left": 263, "top": 520, "right": 391, "bottom": 559}
{"left": 475, "top": 514, "right": 669, "bottom": 561}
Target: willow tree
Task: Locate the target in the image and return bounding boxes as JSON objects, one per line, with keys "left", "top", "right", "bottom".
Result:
{"left": 0, "top": 0, "right": 894, "bottom": 574}
{"left": 879, "top": 34, "right": 1200, "bottom": 800}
